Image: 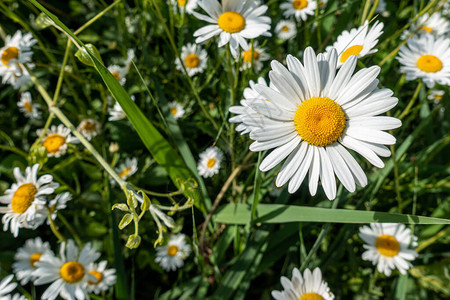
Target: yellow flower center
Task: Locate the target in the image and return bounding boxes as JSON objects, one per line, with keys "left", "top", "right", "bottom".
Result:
{"left": 178, "top": 0, "right": 187, "bottom": 6}
{"left": 170, "top": 107, "right": 178, "bottom": 116}
{"left": 340, "top": 45, "right": 363, "bottom": 63}
{"left": 60, "top": 261, "right": 86, "bottom": 283}
{"left": 24, "top": 101, "right": 33, "bottom": 113}
{"left": 88, "top": 270, "right": 104, "bottom": 285}
{"left": 167, "top": 245, "right": 178, "bottom": 257}
{"left": 184, "top": 53, "right": 200, "bottom": 69}
{"left": 82, "top": 121, "right": 97, "bottom": 131}
{"left": 11, "top": 183, "right": 37, "bottom": 214}
{"left": 119, "top": 167, "right": 131, "bottom": 178}
{"left": 420, "top": 26, "right": 433, "bottom": 33}
{"left": 217, "top": 11, "right": 246, "bottom": 33}
{"left": 299, "top": 293, "right": 324, "bottom": 300}
{"left": 434, "top": 95, "right": 443, "bottom": 100}
{"left": 29, "top": 253, "right": 42, "bottom": 268}
{"left": 112, "top": 72, "right": 121, "bottom": 81}
{"left": 282, "top": 26, "right": 290, "bottom": 32}
{"left": 294, "top": 97, "right": 346, "bottom": 147}
{"left": 319, "top": 1, "right": 326, "bottom": 7}
{"left": 207, "top": 158, "right": 216, "bottom": 168}
{"left": 243, "top": 49, "right": 260, "bottom": 63}
{"left": 292, "top": 0, "right": 308, "bottom": 10}
{"left": 42, "top": 134, "right": 66, "bottom": 154}
{"left": 375, "top": 234, "right": 400, "bottom": 257}
{"left": 416, "top": 54, "right": 443, "bottom": 73}
{"left": 1, "top": 46, "right": 19, "bottom": 67}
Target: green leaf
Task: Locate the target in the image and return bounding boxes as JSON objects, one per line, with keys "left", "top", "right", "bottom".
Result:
{"left": 112, "top": 203, "right": 129, "bottom": 212}
{"left": 35, "top": 12, "right": 55, "bottom": 29}
{"left": 75, "top": 44, "right": 103, "bottom": 67}
{"left": 118, "top": 213, "right": 133, "bottom": 230}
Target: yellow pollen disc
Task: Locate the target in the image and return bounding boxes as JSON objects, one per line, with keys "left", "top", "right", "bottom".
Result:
{"left": 206, "top": 158, "right": 216, "bottom": 168}
{"left": 184, "top": 53, "right": 200, "bottom": 68}
{"left": 416, "top": 54, "right": 443, "bottom": 73}
{"left": 88, "top": 270, "right": 103, "bottom": 285}
{"left": 218, "top": 11, "right": 246, "bottom": 33}
{"left": 292, "top": 0, "right": 308, "bottom": 10}
{"left": 11, "top": 183, "right": 37, "bottom": 214}
{"left": 82, "top": 121, "right": 97, "bottom": 131}
{"left": 167, "top": 245, "right": 178, "bottom": 257}
{"left": 42, "top": 134, "right": 66, "bottom": 153}
{"left": 294, "top": 97, "right": 346, "bottom": 147}
{"left": 340, "top": 45, "right": 363, "bottom": 63}
{"left": 435, "top": 95, "right": 443, "bottom": 100}
{"left": 112, "top": 72, "right": 121, "bottom": 81}
{"left": 170, "top": 107, "right": 178, "bottom": 115}
{"left": 243, "top": 49, "right": 260, "bottom": 63}
{"left": 60, "top": 261, "right": 85, "bottom": 283}
{"left": 178, "top": 0, "right": 187, "bottom": 6}
{"left": 24, "top": 101, "right": 33, "bottom": 113}
{"left": 30, "top": 253, "right": 42, "bottom": 268}
{"left": 319, "top": 1, "right": 325, "bottom": 7}
{"left": 420, "top": 26, "right": 433, "bottom": 33}
{"left": 376, "top": 234, "right": 400, "bottom": 257}
{"left": 119, "top": 167, "right": 131, "bottom": 178}
{"left": 1, "top": 46, "right": 19, "bottom": 67}
{"left": 299, "top": 293, "right": 324, "bottom": 300}
{"left": 282, "top": 26, "right": 290, "bottom": 32}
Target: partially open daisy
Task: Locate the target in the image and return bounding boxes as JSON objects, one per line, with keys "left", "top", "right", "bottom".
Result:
{"left": 37, "top": 125, "right": 79, "bottom": 158}
{"left": 47, "top": 192, "right": 72, "bottom": 221}
{"left": 358, "top": 223, "right": 418, "bottom": 276}
{"left": 197, "top": 146, "right": 224, "bottom": 178}
{"left": 155, "top": 234, "right": 191, "bottom": 272}
{"left": 427, "top": 89, "right": 445, "bottom": 103}
{"left": 107, "top": 65, "right": 128, "bottom": 85}
{"left": 115, "top": 157, "right": 138, "bottom": 181}
{"left": 18, "top": 92, "right": 41, "bottom": 119}
{"left": 193, "top": 0, "right": 271, "bottom": 58}
{"left": 33, "top": 240, "right": 101, "bottom": 300}
{"left": 397, "top": 34, "right": 450, "bottom": 88}
{"left": 401, "top": 12, "right": 450, "bottom": 40}
{"left": 169, "top": 0, "right": 198, "bottom": 14}
{"left": 13, "top": 237, "right": 54, "bottom": 285}
{"left": 77, "top": 118, "right": 101, "bottom": 141}
{"left": 169, "top": 101, "right": 185, "bottom": 120}
{"left": 85, "top": 261, "right": 116, "bottom": 294}
{"left": 0, "top": 164, "right": 59, "bottom": 237}
{"left": 326, "top": 20, "right": 384, "bottom": 68}
{"left": 281, "top": 0, "right": 317, "bottom": 22}
{"left": 275, "top": 20, "right": 297, "bottom": 41}
{"left": 175, "top": 43, "right": 208, "bottom": 77}
{"left": 236, "top": 47, "right": 400, "bottom": 200}
{"left": 272, "top": 267, "right": 334, "bottom": 300}
{"left": 240, "top": 41, "right": 269, "bottom": 72}
{"left": 108, "top": 101, "right": 126, "bottom": 121}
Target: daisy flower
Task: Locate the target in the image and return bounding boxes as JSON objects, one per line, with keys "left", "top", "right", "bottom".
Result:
{"left": 326, "top": 20, "right": 384, "bottom": 68}
{"left": 17, "top": 92, "right": 41, "bottom": 119}
{"left": 272, "top": 267, "right": 334, "bottom": 300}
{"left": 427, "top": 89, "right": 445, "bottom": 103}
{"left": 0, "top": 30, "right": 37, "bottom": 89}
{"left": 275, "top": 20, "right": 297, "bottom": 41}
{"left": 0, "top": 275, "right": 17, "bottom": 299}
{"left": 115, "top": 157, "right": 138, "bottom": 181}
{"left": 85, "top": 261, "right": 116, "bottom": 294}
{"left": 155, "top": 234, "right": 191, "bottom": 272}
{"left": 240, "top": 41, "right": 270, "bottom": 72}
{"left": 169, "top": 101, "right": 185, "bottom": 120}
{"left": 175, "top": 43, "right": 208, "bottom": 77}
{"left": 0, "top": 164, "right": 59, "bottom": 237}
{"left": 318, "top": 0, "right": 328, "bottom": 8}
{"left": 197, "top": 146, "right": 224, "bottom": 178}
{"left": 401, "top": 12, "right": 450, "bottom": 40}
{"left": 193, "top": 0, "right": 271, "bottom": 58}
{"left": 108, "top": 102, "right": 126, "bottom": 121}
{"left": 108, "top": 65, "right": 128, "bottom": 85}
{"left": 37, "top": 124, "right": 79, "bottom": 158}
{"left": 280, "top": 0, "right": 317, "bottom": 22}
{"left": 33, "top": 240, "right": 101, "bottom": 300}
{"left": 47, "top": 192, "right": 72, "bottom": 220}
{"left": 358, "top": 223, "right": 418, "bottom": 276}
{"left": 234, "top": 47, "right": 401, "bottom": 200}
{"left": 397, "top": 34, "right": 450, "bottom": 88}
{"left": 13, "top": 237, "right": 54, "bottom": 285}
{"left": 169, "top": 0, "right": 198, "bottom": 14}
{"left": 77, "top": 118, "right": 101, "bottom": 141}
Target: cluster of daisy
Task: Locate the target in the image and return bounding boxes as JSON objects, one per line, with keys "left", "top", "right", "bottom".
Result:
{"left": 155, "top": 233, "right": 191, "bottom": 271}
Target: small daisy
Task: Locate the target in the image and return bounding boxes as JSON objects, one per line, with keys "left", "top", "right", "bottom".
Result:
{"left": 107, "top": 65, "right": 128, "bottom": 85}
{"left": 317, "top": 0, "right": 328, "bottom": 8}
{"left": 0, "top": 164, "right": 59, "bottom": 237}
{"left": 47, "top": 192, "right": 72, "bottom": 220}
{"left": 37, "top": 124, "right": 79, "bottom": 158}
{"left": 358, "top": 223, "right": 418, "bottom": 276}
{"left": 271, "top": 267, "right": 334, "bottom": 300}
{"left": 401, "top": 12, "right": 450, "bottom": 40}
{"left": 281, "top": 0, "right": 317, "bottom": 22}
{"left": 240, "top": 41, "right": 270, "bottom": 72}
{"left": 155, "top": 234, "right": 191, "bottom": 272}
{"left": 33, "top": 240, "right": 101, "bottom": 300}
{"left": 13, "top": 237, "right": 54, "bottom": 285}
{"left": 169, "top": 0, "right": 198, "bottom": 14}
{"left": 427, "top": 89, "right": 445, "bottom": 103}
{"left": 175, "top": 43, "right": 208, "bottom": 77}
{"left": 197, "top": 146, "right": 223, "bottom": 178}
{"left": 193, "top": 0, "right": 271, "bottom": 58}
{"left": 108, "top": 102, "right": 126, "bottom": 121}
{"left": 397, "top": 34, "right": 450, "bottom": 88}
{"left": 0, "top": 275, "right": 17, "bottom": 299}
{"left": 115, "top": 157, "right": 138, "bottom": 181}
{"left": 17, "top": 92, "right": 41, "bottom": 119}
{"left": 109, "top": 142, "right": 119, "bottom": 153}
{"left": 85, "top": 261, "right": 116, "bottom": 294}
{"left": 326, "top": 20, "right": 384, "bottom": 67}
{"left": 168, "top": 101, "right": 185, "bottom": 119}
{"left": 275, "top": 20, "right": 297, "bottom": 41}
{"left": 77, "top": 118, "right": 101, "bottom": 141}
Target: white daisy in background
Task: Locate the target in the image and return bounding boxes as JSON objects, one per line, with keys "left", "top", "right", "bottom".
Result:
{"left": 193, "top": 0, "right": 271, "bottom": 58}
{"left": 272, "top": 267, "right": 334, "bottom": 300}
{"left": 358, "top": 223, "right": 418, "bottom": 276}
{"left": 17, "top": 92, "right": 41, "bottom": 119}
{"left": 175, "top": 43, "right": 208, "bottom": 77}
{"left": 13, "top": 237, "right": 54, "bottom": 285}
{"left": 108, "top": 102, "right": 126, "bottom": 121}
{"left": 169, "top": 0, "right": 198, "bottom": 14}
{"left": 85, "top": 261, "right": 116, "bottom": 294}
{"left": 107, "top": 65, "right": 128, "bottom": 85}
{"left": 0, "top": 30, "right": 37, "bottom": 89}
{"left": 46, "top": 192, "right": 72, "bottom": 220}
{"left": 234, "top": 47, "right": 401, "bottom": 200}
{"left": 109, "top": 142, "right": 119, "bottom": 153}
{"left": 197, "top": 146, "right": 224, "bottom": 178}
{"left": 33, "top": 240, "right": 101, "bottom": 300}
{"left": 427, "top": 89, "right": 445, "bottom": 104}
{"left": 326, "top": 20, "right": 384, "bottom": 68}
{"left": 115, "top": 157, "right": 138, "bottom": 181}
{"left": 77, "top": 118, "right": 101, "bottom": 141}
{"left": 240, "top": 41, "right": 270, "bottom": 72}
{"left": 275, "top": 20, "right": 297, "bottom": 41}
{"left": 0, "top": 275, "right": 17, "bottom": 299}
{"left": 37, "top": 124, "right": 79, "bottom": 158}
{"left": 397, "top": 34, "right": 450, "bottom": 88}
{"left": 374, "top": 0, "right": 389, "bottom": 17}
{"left": 281, "top": 0, "right": 317, "bottom": 22}
{"left": 401, "top": 12, "right": 450, "bottom": 40}
{"left": 155, "top": 234, "right": 191, "bottom": 272}
{"left": 0, "top": 164, "right": 59, "bottom": 237}
{"left": 168, "top": 101, "right": 185, "bottom": 120}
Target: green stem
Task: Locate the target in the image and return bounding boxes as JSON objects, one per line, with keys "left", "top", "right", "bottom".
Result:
{"left": 57, "top": 213, "right": 82, "bottom": 247}
{"left": 398, "top": 81, "right": 423, "bottom": 120}
{"left": 73, "top": 0, "right": 123, "bottom": 35}
{"left": 47, "top": 210, "right": 66, "bottom": 242}
{"left": 390, "top": 143, "right": 403, "bottom": 213}
{"left": 360, "top": 0, "right": 372, "bottom": 25}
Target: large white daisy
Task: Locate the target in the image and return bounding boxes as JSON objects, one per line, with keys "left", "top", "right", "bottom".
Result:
{"left": 358, "top": 223, "right": 418, "bottom": 276}
{"left": 85, "top": 261, "right": 116, "bottom": 294}
{"left": 175, "top": 43, "right": 208, "bottom": 77}
{"left": 37, "top": 125, "right": 79, "bottom": 158}
{"left": 193, "top": 0, "right": 271, "bottom": 58}
{"left": 280, "top": 0, "right": 317, "bottom": 22}
{"left": 401, "top": 12, "right": 450, "bottom": 40}
{"left": 397, "top": 34, "right": 450, "bottom": 88}
{"left": 197, "top": 146, "right": 224, "bottom": 178}
{"left": 240, "top": 41, "right": 270, "bottom": 72}
{"left": 18, "top": 92, "right": 41, "bottom": 119}
{"left": 275, "top": 20, "right": 297, "bottom": 41}
{"left": 232, "top": 47, "right": 401, "bottom": 200}
{"left": 155, "top": 233, "right": 191, "bottom": 272}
